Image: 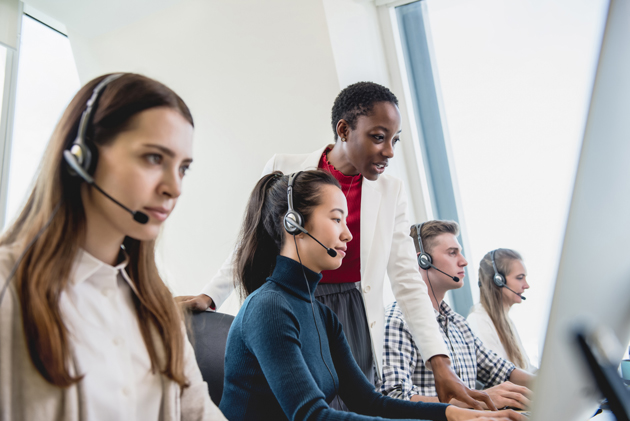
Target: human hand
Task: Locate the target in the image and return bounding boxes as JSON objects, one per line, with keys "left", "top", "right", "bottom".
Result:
{"left": 446, "top": 406, "right": 527, "bottom": 421}
{"left": 482, "top": 381, "right": 532, "bottom": 410}
{"left": 174, "top": 294, "right": 213, "bottom": 312}
{"left": 431, "top": 355, "right": 497, "bottom": 410}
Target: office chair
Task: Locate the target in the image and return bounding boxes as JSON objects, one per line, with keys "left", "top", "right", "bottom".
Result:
{"left": 186, "top": 311, "right": 235, "bottom": 406}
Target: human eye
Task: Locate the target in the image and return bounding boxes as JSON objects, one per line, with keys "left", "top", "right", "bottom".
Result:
{"left": 393, "top": 137, "right": 401, "bottom": 145}
{"left": 372, "top": 134, "right": 385, "bottom": 142}
{"left": 180, "top": 164, "right": 191, "bottom": 176}
{"left": 145, "top": 153, "right": 163, "bottom": 165}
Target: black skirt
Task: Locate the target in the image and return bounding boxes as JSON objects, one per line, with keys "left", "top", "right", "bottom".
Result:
{"left": 314, "top": 282, "right": 375, "bottom": 385}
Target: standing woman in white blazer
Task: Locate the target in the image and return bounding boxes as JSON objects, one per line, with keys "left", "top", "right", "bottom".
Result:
{"left": 0, "top": 73, "right": 226, "bottom": 421}
{"left": 178, "top": 82, "right": 495, "bottom": 410}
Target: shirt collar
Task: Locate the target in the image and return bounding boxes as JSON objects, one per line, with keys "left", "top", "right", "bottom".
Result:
{"left": 434, "top": 300, "right": 456, "bottom": 320}
{"left": 268, "top": 255, "right": 323, "bottom": 302}
{"left": 70, "top": 248, "right": 130, "bottom": 286}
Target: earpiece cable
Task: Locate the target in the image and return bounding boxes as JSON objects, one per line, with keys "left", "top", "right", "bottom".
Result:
{"left": 293, "top": 236, "right": 341, "bottom": 408}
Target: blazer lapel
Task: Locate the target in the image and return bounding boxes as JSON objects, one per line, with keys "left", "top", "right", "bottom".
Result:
{"left": 299, "top": 144, "right": 332, "bottom": 170}
{"left": 360, "top": 178, "right": 381, "bottom": 277}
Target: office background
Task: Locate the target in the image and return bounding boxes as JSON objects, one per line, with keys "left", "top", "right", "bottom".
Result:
{"left": 0, "top": 0, "right": 608, "bottom": 367}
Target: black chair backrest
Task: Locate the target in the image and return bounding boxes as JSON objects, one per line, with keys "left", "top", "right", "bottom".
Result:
{"left": 186, "top": 311, "right": 235, "bottom": 406}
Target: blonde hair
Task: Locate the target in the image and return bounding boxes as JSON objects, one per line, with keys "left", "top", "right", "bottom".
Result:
{"left": 478, "top": 249, "right": 527, "bottom": 369}
{"left": 0, "top": 73, "right": 192, "bottom": 387}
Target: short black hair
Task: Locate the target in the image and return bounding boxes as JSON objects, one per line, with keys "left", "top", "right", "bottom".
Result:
{"left": 331, "top": 81, "right": 399, "bottom": 141}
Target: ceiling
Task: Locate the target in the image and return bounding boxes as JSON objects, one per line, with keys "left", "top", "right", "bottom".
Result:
{"left": 24, "top": 0, "right": 184, "bottom": 38}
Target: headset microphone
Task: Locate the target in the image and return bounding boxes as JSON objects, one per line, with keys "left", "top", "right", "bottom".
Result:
{"left": 64, "top": 151, "right": 149, "bottom": 224}
{"left": 504, "top": 285, "right": 526, "bottom": 300}
{"left": 427, "top": 262, "right": 460, "bottom": 282}
{"left": 284, "top": 217, "right": 337, "bottom": 257}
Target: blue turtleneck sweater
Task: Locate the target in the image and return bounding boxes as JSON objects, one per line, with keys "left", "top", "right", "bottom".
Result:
{"left": 219, "top": 256, "right": 449, "bottom": 421}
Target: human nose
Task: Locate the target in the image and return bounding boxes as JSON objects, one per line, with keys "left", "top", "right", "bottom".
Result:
{"left": 523, "top": 279, "right": 530, "bottom": 289}
{"left": 460, "top": 254, "right": 468, "bottom": 267}
{"left": 382, "top": 140, "right": 395, "bottom": 159}
{"left": 159, "top": 166, "right": 183, "bottom": 198}
{"left": 341, "top": 221, "right": 353, "bottom": 243}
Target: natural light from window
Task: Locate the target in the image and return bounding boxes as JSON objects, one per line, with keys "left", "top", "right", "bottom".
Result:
{"left": 4, "top": 15, "right": 80, "bottom": 228}
{"left": 422, "top": 0, "right": 608, "bottom": 366}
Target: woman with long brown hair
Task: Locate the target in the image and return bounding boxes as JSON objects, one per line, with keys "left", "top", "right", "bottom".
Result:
{"left": 0, "top": 73, "right": 226, "bottom": 420}
{"left": 467, "top": 249, "right": 534, "bottom": 372}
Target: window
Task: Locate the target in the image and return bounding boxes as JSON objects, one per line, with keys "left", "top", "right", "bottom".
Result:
{"left": 3, "top": 14, "right": 80, "bottom": 228}
{"left": 0, "top": 46, "right": 6, "bottom": 100}
{"left": 395, "top": 0, "right": 608, "bottom": 365}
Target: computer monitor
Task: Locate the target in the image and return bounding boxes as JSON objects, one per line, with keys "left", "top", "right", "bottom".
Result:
{"left": 530, "top": 0, "right": 630, "bottom": 419}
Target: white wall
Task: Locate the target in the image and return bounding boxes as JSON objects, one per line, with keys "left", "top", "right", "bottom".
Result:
{"left": 37, "top": 0, "right": 342, "bottom": 296}
{"left": 21, "top": 0, "right": 430, "bottom": 307}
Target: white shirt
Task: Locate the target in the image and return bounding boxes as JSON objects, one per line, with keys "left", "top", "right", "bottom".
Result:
{"left": 466, "top": 303, "right": 535, "bottom": 372}
{"left": 59, "top": 249, "right": 161, "bottom": 421}
{"left": 0, "top": 243, "right": 226, "bottom": 421}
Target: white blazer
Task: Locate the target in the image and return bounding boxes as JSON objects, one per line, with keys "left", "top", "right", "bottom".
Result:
{"left": 202, "top": 145, "right": 448, "bottom": 377}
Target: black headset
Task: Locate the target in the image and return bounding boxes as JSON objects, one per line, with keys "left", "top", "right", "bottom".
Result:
{"left": 415, "top": 222, "right": 433, "bottom": 270}
{"left": 491, "top": 249, "right": 506, "bottom": 288}
{"left": 284, "top": 171, "right": 305, "bottom": 235}
{"left": 62, "top": 73, "right": 148, "bottom": 224}
{"left": 64, "top": 73, "right": 123, "bottom": 180}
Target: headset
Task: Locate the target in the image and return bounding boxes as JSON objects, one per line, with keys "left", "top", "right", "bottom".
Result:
{"left": 284, "top": 172, "right": 305, "bottom": 235}
{"left": 488, "top": 249, "right": 526, "bottom": 300}
{"left": 415, "top": 222, "right": 432, "bottom": 270}
{"left": 284, "top": 171, "right": 337, "bottom": 257}
{"left": 491, "top": 249, "right": 506, "bottom": 287}
{"left": 63, "top": 73, "right": 149, "bottom": 224}
{"left": 414, "top": 222, "right": 459, "bottom": 282}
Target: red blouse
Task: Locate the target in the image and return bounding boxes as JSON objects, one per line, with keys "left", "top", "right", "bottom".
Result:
{"left": 318, "top": 148, "right": 362, "bottom": 284}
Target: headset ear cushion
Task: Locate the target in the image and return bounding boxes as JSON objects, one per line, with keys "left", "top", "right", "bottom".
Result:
{"left": 283, "top": 210, "right": 303, "bottom": 234}
{"left": 493, "top": 273, "right": 506, "bottom": 288}
{"left": 67, "top": 138, "right": 98, "bottom": 176}
{"left": 418, "top": 252, "right": 432, "bottom": 270}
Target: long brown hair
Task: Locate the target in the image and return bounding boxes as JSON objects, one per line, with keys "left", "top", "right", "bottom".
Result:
{"left": 0, "top": 73, "right": 193, "bottom": 387}
{"left": 234, "top": 170, "right": 340, "bottom": 298}
{"left": 478, "top": 248, "right": 527, "bottom": 369}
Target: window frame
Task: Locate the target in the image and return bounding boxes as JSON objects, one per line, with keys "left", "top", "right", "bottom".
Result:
{"left": 0, "top": 2, "right": 23, "bottom": 229}
{"left": 377, "top": 0, "right": 475, "bottom": 315}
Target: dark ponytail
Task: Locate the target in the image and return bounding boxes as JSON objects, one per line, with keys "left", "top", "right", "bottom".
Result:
{"left": 234, "top": 170, "right": 340, "bottom": 298}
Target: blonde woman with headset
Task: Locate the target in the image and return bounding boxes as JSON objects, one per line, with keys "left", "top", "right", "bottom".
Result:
{"left": 467, "top": 249, "right": 535, "bottom": 372}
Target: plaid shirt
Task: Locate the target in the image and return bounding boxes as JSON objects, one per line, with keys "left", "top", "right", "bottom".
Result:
{"left": 380, "top": 300, "right": 516, "bottom": 400}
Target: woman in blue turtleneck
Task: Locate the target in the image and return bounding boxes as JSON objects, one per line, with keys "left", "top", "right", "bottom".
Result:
{"left": 219, "top": 170, "right": 523, "bottom": 421}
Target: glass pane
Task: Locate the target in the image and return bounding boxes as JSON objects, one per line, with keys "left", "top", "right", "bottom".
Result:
{"left": 4, "top": 15, "right": 80, "bottom": 228}
{"left": 420, "top": 0, "right": 607, "bottom": 365}
{"left": 0, "top": 45, "right": 6, "bottom": 101}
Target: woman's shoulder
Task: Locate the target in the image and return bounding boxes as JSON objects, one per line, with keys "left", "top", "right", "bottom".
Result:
{"left": 467, "top": 303, "right": 490, "bottom": 318}
{"left": 466, "top": 304, "right": 495, "bottom": 329}
{"left": 240, "top": 284, "right": 295, "bottom": 320}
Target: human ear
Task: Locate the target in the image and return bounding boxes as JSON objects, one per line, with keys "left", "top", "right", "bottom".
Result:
{"left": 336, "top": 119, "right": 350, "bottom": 142}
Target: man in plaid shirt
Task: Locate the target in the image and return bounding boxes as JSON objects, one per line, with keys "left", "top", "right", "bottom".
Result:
{"left": 380, "top": 220, "right": 534, "bottom": 409}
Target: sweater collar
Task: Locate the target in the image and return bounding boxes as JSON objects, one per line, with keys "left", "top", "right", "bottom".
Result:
{"left": 268, "top": 255, "right": 323, "bottom": 301}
